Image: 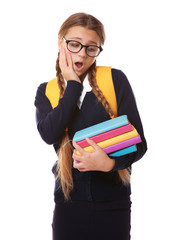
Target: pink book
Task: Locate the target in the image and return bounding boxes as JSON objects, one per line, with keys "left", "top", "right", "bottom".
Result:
{"left": 77, "top": 123, "right": 133, "bottom": 148}
{"left": 103, "top": 135, "right": 142, "bottom": 154}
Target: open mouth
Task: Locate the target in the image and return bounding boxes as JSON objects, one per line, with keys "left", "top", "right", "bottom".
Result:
{"left": 75, "top": 62, "right": 83, "bottom": 69}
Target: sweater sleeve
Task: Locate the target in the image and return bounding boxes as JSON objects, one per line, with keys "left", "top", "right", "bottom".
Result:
{"left": 110, "top": 69, "right": 147, "bottom": 171}
{"left": 34, "top": 80, "right": 83, "bottom": 145}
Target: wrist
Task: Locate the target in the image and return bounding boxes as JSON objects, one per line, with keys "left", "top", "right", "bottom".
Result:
{"left": 64, "top": 80, "right": 83, "bottom": 100}
{"left": 104, "top": 157, "right": 115, "bottom": 172}
{"left": 64, "top": 72, "right": 81, "bottom": 83}
{"left": 67, "top": 77, "right": 81, "bottom": 83}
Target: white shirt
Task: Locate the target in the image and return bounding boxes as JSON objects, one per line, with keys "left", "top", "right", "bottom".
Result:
{"left": 77, "top": 75, "right": 92, "bottom": 109}
{"left": 64, "top": 75, "right": 92, "bottom": 109}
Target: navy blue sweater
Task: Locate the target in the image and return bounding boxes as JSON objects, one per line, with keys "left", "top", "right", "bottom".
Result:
{"left": 34, "top": 68, "right": 147, "bottom": 202}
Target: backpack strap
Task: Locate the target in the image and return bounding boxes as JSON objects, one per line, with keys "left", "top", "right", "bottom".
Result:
{"left": 96, "top": 66, "right": 118, "bottom": 118}
{"left": 45, "top": 77, "right": 60, "bottom": 109}
{"left": 45, "top": 66, "right": 118, "bottom": 117}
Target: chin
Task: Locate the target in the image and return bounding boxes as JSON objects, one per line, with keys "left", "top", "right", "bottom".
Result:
{"left": 76, "top": 70, "right": 85, "bottom": 77}
{"left": 80, "top": 71, "right": 88, "bottom": 80}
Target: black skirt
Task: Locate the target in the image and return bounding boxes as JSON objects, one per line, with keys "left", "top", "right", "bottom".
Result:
{"left": 52, "top": 197, "right": 131, "bottom": 240}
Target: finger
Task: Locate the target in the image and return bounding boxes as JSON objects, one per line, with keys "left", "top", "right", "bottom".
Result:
{"left": 78, "top": 168, "right": 87, "bottom": 172}
{"left": 85, "top": 137, "right": 100, "bottom": 151}
{"left": 73, "top": 159, "right": 83, "bottom": 169}
{"left": 59, "top": 48, "right": 67, "bottom": 69}
{"left": 66, "top": 51, "right": 73, "bottom": 68}
{"left": 73, "top": 161, "right": 87, "bottom": 172}
{"left": 59, "top": 49, "right": 64, "bottom": 70}
{"left": 73, "top": 141, "right": 86, "bottom": 156}
{"left": 72, "top": 150, "right": 83, "bottom": 162}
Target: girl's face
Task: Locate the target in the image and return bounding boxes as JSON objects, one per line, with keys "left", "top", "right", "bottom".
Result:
{"left": 58, "top": 26, "right": 101, "bottom": 80}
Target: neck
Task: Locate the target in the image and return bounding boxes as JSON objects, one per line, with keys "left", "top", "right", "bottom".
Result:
{"left": 80, "top": 70, "right": 89, "bottom": 83}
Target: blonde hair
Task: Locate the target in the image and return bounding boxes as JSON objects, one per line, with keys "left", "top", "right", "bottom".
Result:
{"left": 55, "top": 13, "right": 130, "bottom": 200}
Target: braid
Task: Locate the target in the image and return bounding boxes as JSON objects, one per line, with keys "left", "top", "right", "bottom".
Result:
{"left": 88, "top": 62, "right": 113, "bottom": 117}
{"left": 88, "top": 62, "right": 130, "bottom": 185}
{"left": 55, "top": 54, "right": 73, "bottom": 200}
{"left": 56, "top": 54, "right": 65, "bottom": 98}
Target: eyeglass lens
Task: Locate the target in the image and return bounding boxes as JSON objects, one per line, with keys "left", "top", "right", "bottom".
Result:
{"left": 67, "top": 41, "right": 101, "bottom": 57}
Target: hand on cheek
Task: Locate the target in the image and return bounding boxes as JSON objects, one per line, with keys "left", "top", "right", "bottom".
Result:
{"left": 59, "top": 48, "right": 81, "bottom": 83}
{"left": 72, "top": 138, "right": 115, "bottom": 172}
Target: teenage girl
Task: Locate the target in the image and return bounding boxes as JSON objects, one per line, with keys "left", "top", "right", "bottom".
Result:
{"left": 35, "top": 12, "right": 147, "bottom": 240}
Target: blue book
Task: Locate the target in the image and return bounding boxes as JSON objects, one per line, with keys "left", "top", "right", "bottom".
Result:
{"left": 108, "top": 145, "right": 137, "bottom": 157}
{"left": 73, "top": 115, "right": 129, "bottom": 142}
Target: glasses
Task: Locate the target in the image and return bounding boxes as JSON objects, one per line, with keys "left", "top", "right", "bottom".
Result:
{"left": 63, "top": 37, "right": 103, "bottom": 57}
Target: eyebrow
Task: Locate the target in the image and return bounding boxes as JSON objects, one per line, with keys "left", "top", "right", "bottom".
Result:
{"left": 69, "top": 37, "right": 98, "bottom": 45}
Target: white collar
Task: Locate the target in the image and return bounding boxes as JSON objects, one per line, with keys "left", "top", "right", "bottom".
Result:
{"left": 64, "top": 75, "right": 92, "bottom": 109}
{"left": 78, "top": 75, "right": 92, "bottom": 108}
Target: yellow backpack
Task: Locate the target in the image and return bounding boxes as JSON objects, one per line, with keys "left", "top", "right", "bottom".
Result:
{"left": 45, "top": 66, "right": 118, "bottom": 118}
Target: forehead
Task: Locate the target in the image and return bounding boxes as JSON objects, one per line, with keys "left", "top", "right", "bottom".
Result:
{"left": 65, "top": 26, "right": 101, "bottom": 45}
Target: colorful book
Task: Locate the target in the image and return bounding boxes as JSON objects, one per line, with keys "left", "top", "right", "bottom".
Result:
{"left": 103, "top": 135, "right": 142, "bottom": 154}
{"left": 75, "top": 126, "right": 139, "bottom": 155}
{"left": 77, "top": 123, "right": 133, "bottom": 148}
{"left": 73, "top": 115, "right": 128, "bottom": 142}
{"left": 108, "top": 145, "right": 137, "bottom": 157}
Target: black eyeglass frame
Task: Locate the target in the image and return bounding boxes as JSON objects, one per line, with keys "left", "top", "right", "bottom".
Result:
{"left": 63, "top": 37, "right": 103, "bottom": 57}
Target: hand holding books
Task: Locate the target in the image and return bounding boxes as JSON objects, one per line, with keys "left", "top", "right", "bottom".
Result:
{"left": 73, "top": 115, "right": 142, "bottom": 157}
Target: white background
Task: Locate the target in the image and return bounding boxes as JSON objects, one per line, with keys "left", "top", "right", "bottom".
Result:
{"left": 0, "top": 0, "right": 169, "bottom": 239}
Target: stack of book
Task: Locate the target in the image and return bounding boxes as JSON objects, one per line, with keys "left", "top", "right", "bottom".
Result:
{"left": 73, "top": 115, "right": 142, "bottom": 157}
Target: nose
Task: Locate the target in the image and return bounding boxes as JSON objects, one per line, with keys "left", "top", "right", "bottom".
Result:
{"left": 78, "top": 46, "right": 87, "bottom": 57}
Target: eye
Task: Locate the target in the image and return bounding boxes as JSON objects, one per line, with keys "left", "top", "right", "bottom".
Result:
{"left": 87, "top": 46, "right": 98, "bottom": 52}
{"left": 69, "top": 41, "right": 81, "bottom": 48}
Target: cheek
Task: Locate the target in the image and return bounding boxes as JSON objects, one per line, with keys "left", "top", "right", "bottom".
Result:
{"left": 86, "top": 58, "right": 96, "bottom": 68}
